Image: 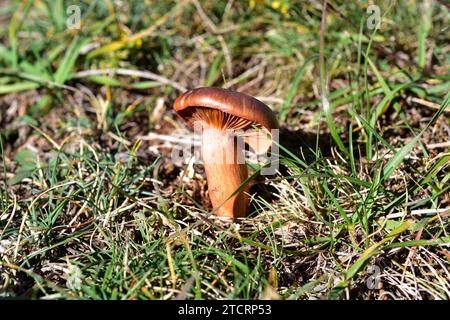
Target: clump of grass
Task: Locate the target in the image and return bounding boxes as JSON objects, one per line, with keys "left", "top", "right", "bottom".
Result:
{"left": 1, "top": 0, "right": 449, "bottom": 299}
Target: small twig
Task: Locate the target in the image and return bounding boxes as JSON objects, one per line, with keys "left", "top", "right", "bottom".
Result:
{"left": 107, "top": 132, "right": 131, "bottom": 146}
{"left": 386, "top": 208, "right": 450, "bottom": 219}
{"left": 137, "top": 132, "right": 201, "bottom": 146}
{"left": 411, "top": 97, "right": 449, "bottom": 110}
{"left": 426, "top": 141, "right": 450, "bottom": 149}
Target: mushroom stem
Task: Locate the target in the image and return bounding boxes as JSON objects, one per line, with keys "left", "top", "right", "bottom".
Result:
{"left": 201, "top": 128, "right": 249, "bottom": 218}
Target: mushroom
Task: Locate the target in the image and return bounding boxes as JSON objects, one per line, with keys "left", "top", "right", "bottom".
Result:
{"left": 173, "top": 87, "right": 278, "bottom": 218}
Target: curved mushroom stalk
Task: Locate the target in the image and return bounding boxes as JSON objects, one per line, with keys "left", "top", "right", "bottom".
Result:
{"left": 201, "top": 128, "right": 249, "bottom": 218}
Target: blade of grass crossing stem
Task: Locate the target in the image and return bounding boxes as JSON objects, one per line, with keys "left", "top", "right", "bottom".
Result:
{"left": 253, "top": 124, "right": 309, "bottom": 169}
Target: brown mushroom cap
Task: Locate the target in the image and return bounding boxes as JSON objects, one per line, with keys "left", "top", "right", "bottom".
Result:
{"left": 173, "top": 87, "right": 279, "bottom": 131}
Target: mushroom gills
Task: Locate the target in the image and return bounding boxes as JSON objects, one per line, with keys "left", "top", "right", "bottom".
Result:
{"left": 191, "top": 107, "right": 254, "bottom": 130}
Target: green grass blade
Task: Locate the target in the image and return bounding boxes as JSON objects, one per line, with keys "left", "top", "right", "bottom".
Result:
{"left": 53, "top": 37, "right": 89, "bottom": 85}
{"left": 279, "top": 55, "right": 318, "bottom": 122}
{"left": 417, "top": 1, "right": 432, "bottom": 69}
{"left": 0, "top": 81, "right": 40, "bottom": 94}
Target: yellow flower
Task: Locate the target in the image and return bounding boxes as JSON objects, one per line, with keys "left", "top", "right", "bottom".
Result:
{"left": 271, "top": 1, "right": 289, "bottom": 15}
{"left": 249, "top": 0, "right": 265, "bottom": 9}
{"left": 271, "top": 1, "right": 281, "bottom": 9}
{"left": 135, "top": 38, "right": 143, "bottom": 48}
